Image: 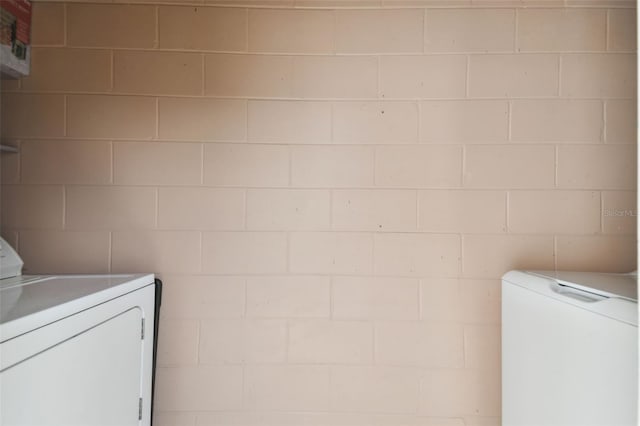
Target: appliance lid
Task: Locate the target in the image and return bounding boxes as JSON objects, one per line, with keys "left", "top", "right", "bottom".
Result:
{"left": 503, "top": 270, "right": 638, "bottom": 326}
{"left": 527, "top": 270, "right": 637, "bottom": 302}
{"left": 0, "top": 274, "right": 155, "bottom": 339}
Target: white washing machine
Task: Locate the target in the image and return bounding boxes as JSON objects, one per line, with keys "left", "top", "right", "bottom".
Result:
{"left": 502, "top": 270, "right": 638, "bottom": 426}
{"left": 0, "top": 238, "right": 160, "bottom": 426}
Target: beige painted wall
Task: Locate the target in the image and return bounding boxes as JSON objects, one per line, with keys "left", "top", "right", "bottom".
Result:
{"left": 0, "top": 1, "right": 637, "bottom": 425}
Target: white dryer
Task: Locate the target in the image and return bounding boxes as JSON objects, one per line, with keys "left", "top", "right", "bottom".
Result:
{"left": 502, "top": 270, "right": 638, "bottom": 426}
{"left": 0, "top": 238, "right": 160, "bottom": 426}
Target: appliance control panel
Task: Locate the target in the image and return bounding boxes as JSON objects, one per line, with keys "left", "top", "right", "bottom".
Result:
{"left": 0, "top": 237, "right": 23, "bottom": 279}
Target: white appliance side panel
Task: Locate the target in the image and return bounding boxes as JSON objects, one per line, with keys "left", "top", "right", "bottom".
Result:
{"left": 502, "top": 282, "right": 638, "bottom": 426}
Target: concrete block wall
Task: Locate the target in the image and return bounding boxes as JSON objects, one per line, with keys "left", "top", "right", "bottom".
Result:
{"left": 0, "top": 1, "right": 636, "bottom": 424}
